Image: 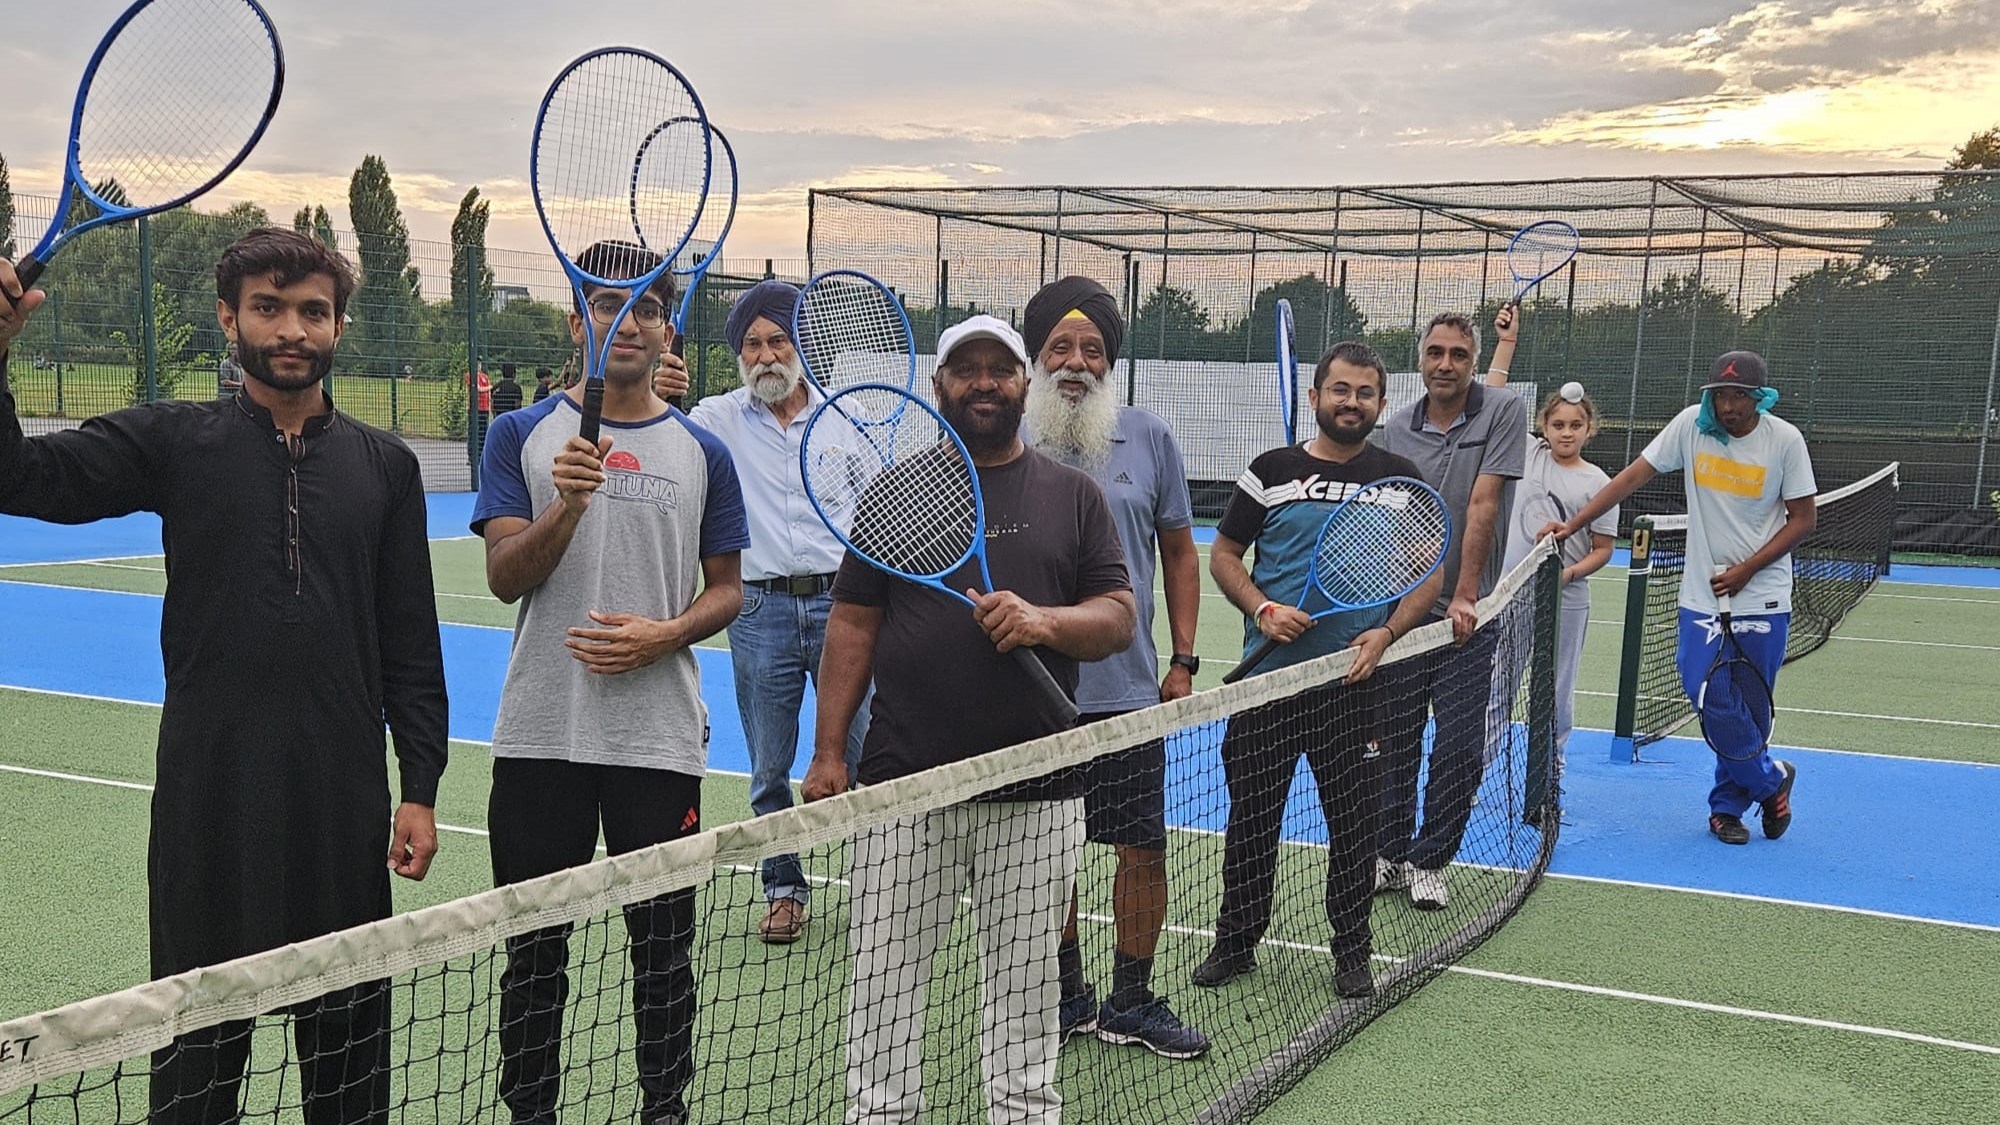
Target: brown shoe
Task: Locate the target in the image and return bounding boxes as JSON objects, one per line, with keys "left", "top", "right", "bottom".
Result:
{"left": 759, "top": 897, "right": 807, "bottom": 944}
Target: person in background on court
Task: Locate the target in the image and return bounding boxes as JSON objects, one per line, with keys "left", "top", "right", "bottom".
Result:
{"left": 1542, "top": 351, "right": 1812, "bottom": 847}
{"left": 1191, "top": 341, "right": 1439, "bottom": 1002}
{"left": 216, "top": 341, "right": 243, "bottom": 399}
{"left": 1013, "top": 276, "right": 1208, "bottom": 1059}
{"left": 532, "top": 366, "right": 555, "bottom": 403}
{"left": 491, "top": 362, "right": 524, "bottom": 415}
{"left": 0, "top": 229, "right": 449, "bottom": 1125}
{"left": 1372, "top": 310, "right": 1525, "bottom": 911}
{"left": 474, "top": 240, "right": 747, "bottom": 1125}
{"left": 652, "top": 279, "right": 869, "bottom": 945}
{"left": 802, "top": 315, "right": 1135, "bottom": 1125}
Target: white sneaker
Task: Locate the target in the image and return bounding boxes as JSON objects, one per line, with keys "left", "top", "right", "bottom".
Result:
{"left": 1408, "top": 866, "right": 1449, "bottom": 910}
{"left": 1372, "top": 857, "right": 1409, "bottom": 894}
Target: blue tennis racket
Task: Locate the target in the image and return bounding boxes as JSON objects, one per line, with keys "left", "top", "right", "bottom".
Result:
{"left": 532, "top": 48, "right": 710, "bottom": 444}
{"left": 801, "top": 382, "right": 1079, "bottom": 728}
{"left": 1698, "top": 566, "right": 1776, "bottom": 763}
{"left": 1506, "top": 220, "right": 1580, "bottom": 305}
{"left": 1223, "top": 476, "right": 1452, "bottom": 684}
{"left": 1275, "top": 297, "right": 1300, "bottom": 445}
{"left": 645, "top": 119, "right": 737, "bottom": 409}
{"left": 794, "top": 270, "right": 916, "bottom": 395}
{"left": 11, "top": 0, "right": 285, "bottom": 289}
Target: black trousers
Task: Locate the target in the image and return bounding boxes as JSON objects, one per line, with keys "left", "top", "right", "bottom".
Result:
{"left": 148, "top": 983, "right": 390, "bottom": 1125}
{"left": 489, "top": 758, "right": 703, "bottom": 1125}
{"left": 1211, "top": 680, "right": 1377, "bottom": 966}
{"left": 1374, "top": 620, "right": 1500, "bottom": 871}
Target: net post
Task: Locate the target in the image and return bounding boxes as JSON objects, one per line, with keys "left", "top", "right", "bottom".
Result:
{"left": 138, "top": 216, "right": 158, "bottom": 403}
{"left": 1525, "top": 552, "right": 1561, "bottom": 820}
{"left": 1609, "top": 517, "right": 1656, "bottom": 762}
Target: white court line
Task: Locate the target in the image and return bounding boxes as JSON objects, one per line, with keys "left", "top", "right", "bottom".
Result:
{"left": 1583, "top": 619, "right": 2000, "bottom": 653}
{"left": 1873, "top": 591, "right": 2000, "bottom": 606}
{"left": 1569, "top": 717, "right": 1996, "bottom": 769}
{"left": 1540, "top": 871, "right": 2000, "bottom": 935}
{"left": 1572, "top": 689, "right": 2000, "bottom": 733}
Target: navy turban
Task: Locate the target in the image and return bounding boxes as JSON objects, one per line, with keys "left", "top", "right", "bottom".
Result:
{"left": 1023, "top": 276, "right": 1124, "bottom": 364}
{"left": 725, "top": 280, "right": 801, "bottom": 353}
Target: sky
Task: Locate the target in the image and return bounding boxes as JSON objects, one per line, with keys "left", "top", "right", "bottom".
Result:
{"left": 5, "top": 0, "right": 1999, "bottom": 262}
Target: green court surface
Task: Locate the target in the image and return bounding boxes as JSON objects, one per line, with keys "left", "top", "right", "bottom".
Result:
{"left": 3, "top": 543, "right": 1997, "bottom": 1122}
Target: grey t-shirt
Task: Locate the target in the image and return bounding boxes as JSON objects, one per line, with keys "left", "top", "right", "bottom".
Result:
{"left": 1375, "top": 381, "right": 1526, "bottom": 616}
{"left": 472, "top": 393, "right": 749, "bottom": 775}
{"left": 1027, "top": 407, "right": 1193, "bottom": 713}
{"left": 1641, "top": 404, "right": 1816, "bottom": 614}
{"left": 1502, "top": 440, "right": 1616, "bottom": 611}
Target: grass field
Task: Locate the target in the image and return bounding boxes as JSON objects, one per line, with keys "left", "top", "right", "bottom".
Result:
{"left": 6, "top": 360, "right": 469, "bottom": 439}
{"left": 2, "top": 523, "right": 1997, "bottom": 1123}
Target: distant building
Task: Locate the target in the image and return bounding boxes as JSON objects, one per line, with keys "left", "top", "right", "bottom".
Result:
{"left": 492, "top": 285, "right": 532, "bottom": 311}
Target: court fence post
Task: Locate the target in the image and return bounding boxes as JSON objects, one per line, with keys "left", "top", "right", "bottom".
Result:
{"left": 1975, "top": 289, "right": 2000, "bottom": 507}
{"left": 138, "top": 216, "right": 158, "bottom": 404}
{"left": 465, "top": 244, "right": 482, "bottom": 491}
{"left": 1609, "top": 516, "right": 1656, "bottom": 763}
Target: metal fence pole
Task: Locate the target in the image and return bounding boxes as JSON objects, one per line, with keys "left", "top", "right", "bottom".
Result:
{"left": 1621, "top": 181, "right": 1660, "bottom": 466}
{"left": 1243, "top": 233, "right": 1259, "bottom": 363}
{"left": 1559, "top": 260, "right": 1577, "bottom": 382}
{"left": 1805, "top": 258, "right": 1828, "bottom": 440}
{"left": 52, "top": 291, "right": 64, "bottom": 416}
{"left": 1974, "top": 289, "right": 2000, "bottom": 505}
{"left": 465, "top": 244, "right": 482, "bottom": 490}
{"left": 1408, "top": 211, "right": 1426, "bottom": 370}
{"left": 138, "top": 216, "right": 158, "bottom": 403}
{"left": 1681, "top": 211, "right": 1709, "bottom": 404}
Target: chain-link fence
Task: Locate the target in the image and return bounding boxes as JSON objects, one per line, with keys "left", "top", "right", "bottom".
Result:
{"left": 4, "top": 191, "right": 806, "bottom": 491}
{"left": 807, "top": 174, "right": 2000, "bottom": 557}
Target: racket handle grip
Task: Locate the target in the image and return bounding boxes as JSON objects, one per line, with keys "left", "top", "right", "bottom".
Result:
{"left": 578, "top": 381, "right": 605, "bottom": 446}
{"left": 1011, "top": 647, "right": 1079, "bottom": 728}
{"left": 1222, "top": 638, "right": 1281, "bottom": 685}
{"left": 1712, "top": 564, "right": 1731, "bottom": 615}
{"left": 665, "top": 331, "right": 687, "bottom": 411}
{"left": 12, "top": 256, "right": 45, "bottom": 291}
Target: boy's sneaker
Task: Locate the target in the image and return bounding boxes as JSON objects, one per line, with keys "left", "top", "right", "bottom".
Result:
{"left": 1095, "top": 997, "right": 1211, "bottom": 1059}
{"left": 1709, "top": 813, "right": 1750, "bottom": 845}
{"left": 1373, "top": 857, "right": 1409, "bottom": 895}
{"left": 1760, "top": 760, "right": 1796, "bottom": 839}
{"left": 1059, "top": 987, "right": 1099, "bottom": 1044}
{"left": 1190, "top": 947, "right": 1257, "bottom": 988}
{"left": 1408, "top": 866, "right": 1449, "bottom": 910}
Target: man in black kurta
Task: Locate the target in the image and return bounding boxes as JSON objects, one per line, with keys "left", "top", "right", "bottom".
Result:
{"left": 0, "top": 229, "right": 449, "bottom": 1125}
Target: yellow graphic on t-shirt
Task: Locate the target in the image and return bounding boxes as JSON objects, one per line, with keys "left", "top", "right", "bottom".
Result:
{"left": 1693, "top": 452, "right": 1766, "bottom": 498}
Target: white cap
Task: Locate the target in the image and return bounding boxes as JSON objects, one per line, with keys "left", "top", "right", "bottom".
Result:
{"left": 936, "top": 315, "right": 1030, "bottom": 373}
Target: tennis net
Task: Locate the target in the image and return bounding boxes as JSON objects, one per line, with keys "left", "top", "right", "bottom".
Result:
{"left": 1, "top": 548, "right": 1563, "bottom": 1125}
{"left": 1609, "top": 462, "right": 1899, "bottom": 756}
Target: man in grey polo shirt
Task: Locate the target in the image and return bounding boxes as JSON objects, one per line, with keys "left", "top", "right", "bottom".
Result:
{"left": 1019, "top": 276, "right": 1208, "bottom": 1060}
{"left": 1372, "top": 311, "right": 1524, "bottom": 910}
{"left": 655, "top": 279, "right": 870, "bottom": 945}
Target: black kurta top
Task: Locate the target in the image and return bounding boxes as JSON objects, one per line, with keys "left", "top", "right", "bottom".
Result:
{"left": 0, "top": 354, "right": 449, "bottom": 978}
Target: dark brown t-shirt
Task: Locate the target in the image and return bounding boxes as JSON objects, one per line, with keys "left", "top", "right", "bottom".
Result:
{"left": 834, "top": 444, "right": 1130, "bottom": 792}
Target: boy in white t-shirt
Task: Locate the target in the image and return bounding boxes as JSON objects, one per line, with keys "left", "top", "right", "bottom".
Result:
{"left": 1543, "top": 351, "right": 1817, "bottom": 846}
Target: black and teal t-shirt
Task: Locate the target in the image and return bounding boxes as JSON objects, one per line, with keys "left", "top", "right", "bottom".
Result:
{"left": 1216, "top": 442, "right": 1425, "bottom": 674}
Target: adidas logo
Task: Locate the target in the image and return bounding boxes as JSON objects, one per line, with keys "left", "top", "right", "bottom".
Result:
{"left": 680, "top": 807, "right": 699, "bottom": 832}
{"left": 1113, "top": 471, "right": 1134, "bottom": 485}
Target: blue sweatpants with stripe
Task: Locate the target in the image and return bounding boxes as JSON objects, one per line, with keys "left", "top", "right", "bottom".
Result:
{"left": 1675, "top": 608, "right": 1790, "bottom": 817}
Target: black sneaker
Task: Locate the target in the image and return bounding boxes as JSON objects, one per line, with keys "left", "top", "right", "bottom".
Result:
{"left": 1760, "top": 760, "right": 1797, "bottom": 840}
{"left": 1095, "top": 996, "right": 1211, "bottom": 1059}
{"left": 1334, "top": 960, "right": 1375, "bottom": 999}
{"left": 1059, "top": 986, "right": 1099, "bottom": 1044}
{"left": 1190, "top": 947, "right": 1256, "bottom": 988}
{"left": 1709, "top": 813, "right": 1750, "bottom": 845}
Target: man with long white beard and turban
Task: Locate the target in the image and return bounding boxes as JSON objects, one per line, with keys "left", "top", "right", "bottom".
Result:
{"left": 1020, "top": 276, "right": 1210, "bottom": 1060}
{"left": 656, "top": 279, "right": 868, "bottom": 945}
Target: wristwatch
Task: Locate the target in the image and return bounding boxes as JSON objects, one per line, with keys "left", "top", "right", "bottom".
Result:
{"left": 1170, "top": 653, "right": 1201, "bottom": 674}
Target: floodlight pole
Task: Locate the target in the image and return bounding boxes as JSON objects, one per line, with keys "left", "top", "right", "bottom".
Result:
{"left": 1976, "top": 290, "right": 2000, "bottom": 505}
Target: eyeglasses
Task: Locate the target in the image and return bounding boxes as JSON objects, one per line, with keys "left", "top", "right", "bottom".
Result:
{"left": 588, "top": 295, "right": 668, "bottom": 329}
{"left": 1318, "top": 383, "right": 1379, "bottom": 403}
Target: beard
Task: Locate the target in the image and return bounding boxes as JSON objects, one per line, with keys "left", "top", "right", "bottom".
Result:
{"left": 1024, "top": 362, "right": 1119, "bottom": 468}
{"left": 939, "top": 386, "right": 1026, "bottom": 458}
{"left": 238, "top": 339, "right": 334, "bottom": 391}
{"left": 1315, "top": 403, "right": 1374, "bottom": 447}
{"left": 739, "top": 354, "right": 805, "bottom": 404}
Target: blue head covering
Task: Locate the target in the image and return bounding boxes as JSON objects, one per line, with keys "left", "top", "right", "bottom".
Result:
{"left": 725, "top": 280, "right": 801, "bottom": 353}
{"left": 1696, "top": 386, "right": 1781, "bottom": 443}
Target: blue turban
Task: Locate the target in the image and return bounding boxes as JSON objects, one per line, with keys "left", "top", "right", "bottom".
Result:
{"left": 725, "top": 280, "right": 801, "bottom": 354}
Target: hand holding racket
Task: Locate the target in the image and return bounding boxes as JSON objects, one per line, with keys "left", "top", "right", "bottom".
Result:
{"left": 1506, "top": 220, "right": 1580, "bottom": 305}
{"left": 1222, "top": 476, "right": 1452, "bottom": 684}
{"left": 8, "top": 0, "right": 285, "bottom": 291}
{"left": 1275, "top": 298, "right": 1300, "bottom": 445}
{"left": 801, "top": 382, "right": 1079, "bottom": 728}
{"left": 1698, "top": 565, "right": 1776, "bottom": 761}
{"left": 533, "top": 48, "right": 710, "bottom": 444}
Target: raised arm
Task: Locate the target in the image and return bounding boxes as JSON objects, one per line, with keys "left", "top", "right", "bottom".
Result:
{"left": 1485, "top": 303, "right": 1520, "bottom": 386}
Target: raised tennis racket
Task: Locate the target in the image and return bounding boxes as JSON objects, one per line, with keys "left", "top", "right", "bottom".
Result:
{"left": 1697, "top": 565, "right": 1776, "bottom": 762}
{"left": 1506, "top": 220, "right": 1580, "bottom": 305}
{"left": 794, "top": 269, "right": 916, "bottom": 395}
{"left": 1275, "top": 297, "right": 1300, "bottom": 445}
{"left": 532, "top": 48, "right": 710, "bottom": 444}
{"left": 1223, "top": 476, "right": 1452, "bottom": 685}
{"left": 801, "top": 382, "right": 1079, "bottom": 727}
{"left": 646, "top": 119, "right": 737, "bottom": 409}
{"left": 10, "top": 0, "right": 284, "bottom": 289}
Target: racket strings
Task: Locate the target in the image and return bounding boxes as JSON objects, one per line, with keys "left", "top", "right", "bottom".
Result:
{"left": 796, "top": 278, "right": 912, "bottom": 389}
{"left": 1313, "top": 488, "right": 1449, "bottom": 605}
{"left": 846, "top": 446, "right": 978, "bottom": 578}
{"left": 677, "top": 127, "right": 735, "bottom": 269}
{"left": 76, "top": 0, "right": 277, "bottom": 208}
{"left": 538, "top": 52, "right": 705, "bottom": 279}
{"left": 1507, "top": 221, "right": 1581, "bottom": 285}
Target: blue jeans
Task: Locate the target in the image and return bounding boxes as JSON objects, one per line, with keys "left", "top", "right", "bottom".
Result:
{"left": 1675, "top": 608, "right": 1790, "bottom": 817}
{"left": 729, "top": 585, "right": 868, "bottom": 904}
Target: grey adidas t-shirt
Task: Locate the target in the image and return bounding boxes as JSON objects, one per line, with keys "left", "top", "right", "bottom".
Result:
{"left": 472, "top": 393, "right": 748, "bottom": 776}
